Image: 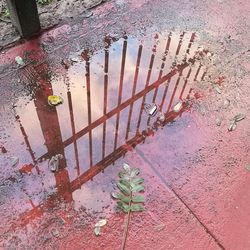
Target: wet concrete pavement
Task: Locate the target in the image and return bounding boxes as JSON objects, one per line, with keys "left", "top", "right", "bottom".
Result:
{"left": 0, "top": 0, "right": 250, "bottom": 249}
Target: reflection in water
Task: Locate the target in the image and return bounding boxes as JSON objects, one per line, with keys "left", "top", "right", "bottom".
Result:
{"left": 1, "top": 31, "right": 206, "bottom": 230}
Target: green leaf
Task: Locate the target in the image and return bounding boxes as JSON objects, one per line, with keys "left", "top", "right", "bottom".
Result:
{"left": 111, "top": 192, "right": 123, "bottom": 199}
{"left": 119, "top": 179, "right": 130, "bottom": 188}
{"left": 132, "top": 195, "right": 145, "bottom": 203}
{"left": 131, "top": 184, "right": 144, "bottom": 192}
{"left": 111, "top": 192, "right": 130, "bottom": 203}
{"left": 117, "top": 182, "right": 130, "bottom": 195}
{"left": 118, "top": 171, "right": 130, "bottom": 180}
{"left": 131, "top": 177, "right": 144, "bottom": 185}
{"left": 117, "top": 201, "right": 130, "bottom": 213}
{"left": 120, "top": 196, "right": 130, "bottom": 203}
{"left": 10, "top": 156, "right": 19, "bottom": 167}
{"left": 113, "top": 164, "right": 146, "bottom": 214}
{"left": 37, "top": 0, "right": 52, "bottom": 5}
{"left": 130, "top": 204, "right": 145, "bottom": 212}
{"left": 1, "top": 8, "right": 10, "bottom": 18}
{"left": 15, "top": 56, "right": 25, "bottom": 66}
{"left": 130, "top": 168, "right": 140, "bottom": 177}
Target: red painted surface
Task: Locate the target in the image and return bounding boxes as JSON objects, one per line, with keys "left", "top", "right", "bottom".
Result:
{"left": 0, "top": 0, "right": 250, "bottom": 249}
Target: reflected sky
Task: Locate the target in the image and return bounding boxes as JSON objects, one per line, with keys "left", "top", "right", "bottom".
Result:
{"left": 0, "top": 30, "right": 206, "bottom": 233}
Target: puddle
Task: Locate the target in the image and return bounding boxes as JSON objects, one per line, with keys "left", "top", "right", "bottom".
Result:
{"left": 0, "top": 30, "right": 208, "bottom": 244}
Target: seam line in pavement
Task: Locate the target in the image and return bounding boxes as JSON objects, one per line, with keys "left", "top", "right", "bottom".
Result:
{"left": 135, "top": 147, "right": 225, "bottom": 250}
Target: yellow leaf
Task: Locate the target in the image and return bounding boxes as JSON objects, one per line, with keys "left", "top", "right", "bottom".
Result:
{"left": 48, "top": 95, "right": 63, "bottom": 106}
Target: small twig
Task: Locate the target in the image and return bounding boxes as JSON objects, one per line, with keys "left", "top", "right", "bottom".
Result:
{"left": 0, "top": 17, "right": 11, "bottom": 23}
{"left": 39, "top": 11, "right": 49, "bottom": 15}
{"left": 121, "top": 191, "right": 132, "bottom": 250}
{"left": 53, "top": 2, "right": 60, "bottom": 10}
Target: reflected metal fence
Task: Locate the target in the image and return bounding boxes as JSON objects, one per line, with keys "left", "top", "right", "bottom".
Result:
{"left": 12, "top": 31, "right": 206, "bottom": 228}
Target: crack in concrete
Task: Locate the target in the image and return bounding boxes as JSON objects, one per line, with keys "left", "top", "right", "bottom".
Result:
{"left": 135, "top": 147, "right": 225, "bottom": 250}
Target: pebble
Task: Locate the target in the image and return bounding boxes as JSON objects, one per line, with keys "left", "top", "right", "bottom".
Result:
{"left": 216, "top": 117, "right": 222, "bottom": 126}
{"left": 223, "top": 99, "right": 230, "bottom": 108}
{"left": 51, "top": 228, "right": 60, "bottom": 237}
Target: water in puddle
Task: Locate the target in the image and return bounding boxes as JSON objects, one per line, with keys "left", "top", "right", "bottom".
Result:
{"left": 0, "top": 31, "right": 207, "bottom": 240}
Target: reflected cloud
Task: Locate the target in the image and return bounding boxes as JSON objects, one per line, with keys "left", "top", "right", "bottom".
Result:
{"left": 0, "top": 31, "right": 206, "bottom": 232}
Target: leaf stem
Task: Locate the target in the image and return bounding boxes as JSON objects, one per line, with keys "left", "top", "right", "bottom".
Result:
{"left": 121, "top": 188, "right": 132, "bottom": 249}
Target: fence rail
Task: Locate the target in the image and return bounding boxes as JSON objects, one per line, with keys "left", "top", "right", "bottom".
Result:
{"left": 8, "top": 32, "right": 206, "bottom": 230}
